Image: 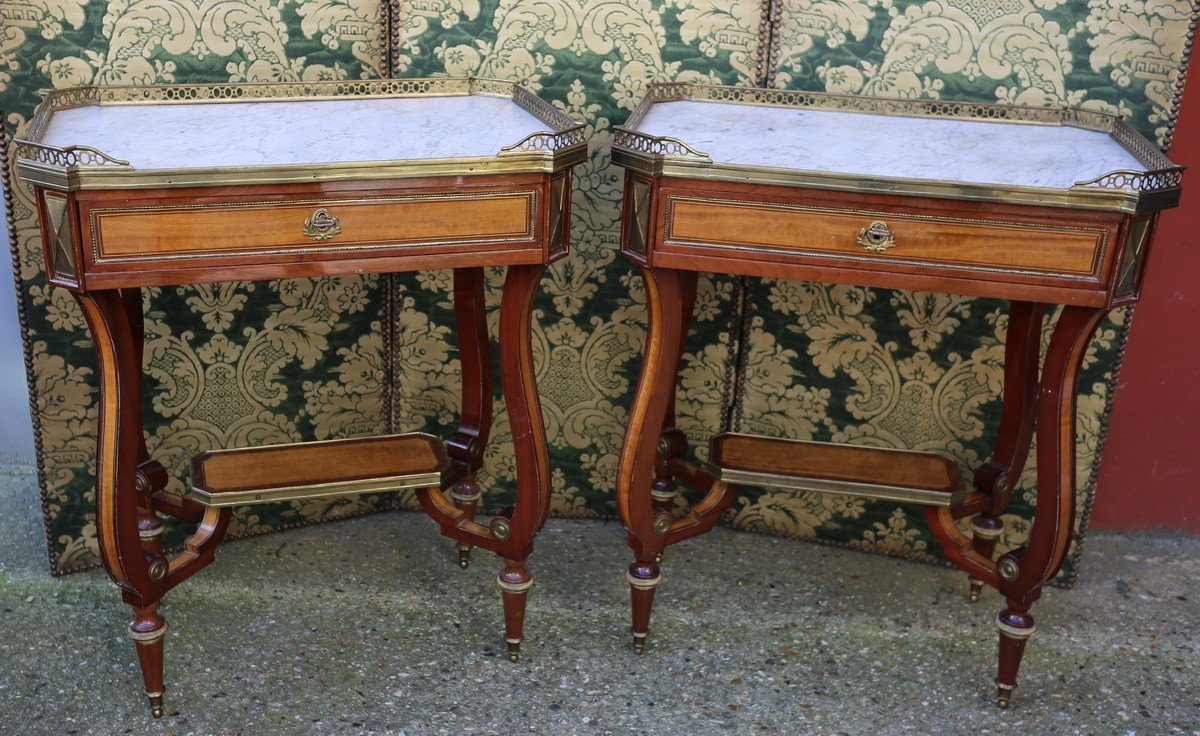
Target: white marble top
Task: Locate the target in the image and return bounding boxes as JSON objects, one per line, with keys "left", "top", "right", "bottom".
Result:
{"left": 40, "top": 95, "right": 550, "bottom": 169}
{"left": 634, "top": 100, "right": 1149, "bottom": 190}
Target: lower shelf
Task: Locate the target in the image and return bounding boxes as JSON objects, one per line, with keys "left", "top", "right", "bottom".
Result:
{"left": 188, "top": 433, "right": 453, "bottom": 508}
{"left": 707, "top": 433, "right": 966, "bottom": 507}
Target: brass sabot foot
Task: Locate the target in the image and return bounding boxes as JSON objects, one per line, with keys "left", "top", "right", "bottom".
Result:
{"left": 458, "top": 546, "right": 471, "bottom": 570}
{"left": 632, "top": 633, "right": 646, "bottom": 655}
{"left": 996, "top": 684, "right": 1015, "bottom": 709}
{"left": 968, "top": 579, "right": 983, "bottom": 603}
{"left": 147, "top": 692, "right": 164, "bottom": 718}
{"left": 507, "top": 640, "right": 521, "bottom": 663}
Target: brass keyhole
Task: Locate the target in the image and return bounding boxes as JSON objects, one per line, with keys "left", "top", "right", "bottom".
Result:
{"left": 303, "top": 208, "right": 342, "bottom": 242}
{"left": 856, "top": 220, "right": 896, "bottom": 253}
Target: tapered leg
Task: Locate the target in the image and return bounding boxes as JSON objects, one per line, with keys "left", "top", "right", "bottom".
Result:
{"left": 498, "top": 559, "right": 533, "bottom": 661}
{"left": 617, "top": 267, "right": 696, "bottom": 653}
{"left": 968, "top": 302, "right": 1045, "bottom": 602}
{"left": 493, "top": 264, "right": 551, "bottom": 662}
{"left": 129, "top": 604, "right": 167, "bottom": 717}
{"left": 628, "top": 559, "right": 660, "bottom": 654}
{"left": 448, "top": 268, "right": 494, "bottom": 569}
{"left": 995, "top": 605, "right": 1035, "bottom": 708}
{"left": 992, "top": 305, "right": 1104, "bottom": 707}
{"left": 73, "top": 289, "right": 168, "bottom": 717}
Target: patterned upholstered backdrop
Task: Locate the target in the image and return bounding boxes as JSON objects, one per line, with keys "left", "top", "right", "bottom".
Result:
{"left": 2, "top": 0, "right": 1196, "bottom": 579}
{"left": 1, "top": 1, "right": 395, "bottom": 574}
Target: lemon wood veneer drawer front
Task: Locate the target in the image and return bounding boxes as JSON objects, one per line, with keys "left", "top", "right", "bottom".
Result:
{"left": 88, "top": 191, "right": 537, "bottom": 263}
{"left": 662, "top": 196, "right": 1110, "bottom": 281}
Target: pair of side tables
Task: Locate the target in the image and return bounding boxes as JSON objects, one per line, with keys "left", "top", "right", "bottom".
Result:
{"left": 12, "top": 78, "right": 1182, "bottom": 715}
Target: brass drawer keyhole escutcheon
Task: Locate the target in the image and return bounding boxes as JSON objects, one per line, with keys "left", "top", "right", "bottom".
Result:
{"left": 857, "top": 220, "right": 896, "bottom": 253}
{"left": 303, "top": 208, "right": 342, "bottom": 242}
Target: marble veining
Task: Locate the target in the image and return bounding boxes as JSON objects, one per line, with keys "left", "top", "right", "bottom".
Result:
{"left": 635, "top": 100, "right": 1149, "bottom": 190}
{"left": 41, "top": 95, "right": 550, "bottom": 170}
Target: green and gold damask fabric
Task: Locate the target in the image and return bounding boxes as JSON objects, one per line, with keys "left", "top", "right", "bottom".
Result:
{"left": 3, "top": 0, "right": 1195, "bottom": 578}
{"left": 381, "top": 0, "right": 768, "bottom": 520}
{"left": 1, "top": 0, "right": 392, "bottom": 573}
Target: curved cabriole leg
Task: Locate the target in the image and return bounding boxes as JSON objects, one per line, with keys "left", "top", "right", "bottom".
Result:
{"left": 73, "top": 290, "right": 168, "bottom": 717}
{"left": 993, "top": 305, "right": 1104, "bottom": 708}
{"left": 447, "top": 268, "right": 494, "bottom": 570}
{"left": 968, "top": 301, "right": 1045, "bottom": 602}
{"left": 649, "top": 274, "right": 696, "bottom": 565}
{"left": 616, "top": 267, "right": 695, "bottom": 654}
{"left": 122, "top": 290, "right": 170, "bottom": 582}
{"left": 493, "top": 264, "right": 551, "bottom": 663}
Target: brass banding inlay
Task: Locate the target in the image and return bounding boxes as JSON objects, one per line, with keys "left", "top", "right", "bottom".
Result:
{"left": 626, "top": 571, "right": 662, "bottom": 590}
{"left": 650, "top": 488, "right": 679, "bottom": 503}
{"left": 127, "top": 623, "right": 169, "bottom": 644}
{"left": 449, "top": 487, "right": 483, "bottom": 504}
{"left": 994, "top": 616, "right": 1037, "bottom": 640}
{"left": 705, "top": 465, "right": 964, "bottom": 509}
{"left": 971, "top": 521, "right": 1004, "bottom": 539}
{"left": 15, "top": 78, "right": 587, "bottom": 191}
{"left": 497, "top": 576, "right": 534, "bottom": 594}
{"left": 665, "top": 196, "right": 1108, "bottom": 282}
{"left": 91, "top": 191, "right": 537, "bottom": 264}
{"left": 612, "top": 82, "right": 1183, "bottom": 215}
{"left": 187, "top": 474, "right": 445, "bottom": 508}
{"left": 188, "top": 433, "right": 451, "bottom": 508}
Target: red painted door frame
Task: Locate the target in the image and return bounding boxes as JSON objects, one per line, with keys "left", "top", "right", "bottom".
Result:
{"left": 1093, "top": 64, "right": 1200, "bottom": 532}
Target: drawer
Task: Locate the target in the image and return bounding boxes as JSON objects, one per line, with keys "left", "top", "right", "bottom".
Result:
{"left": 88, "top": 190, "right": 536, "bottom": 263}
{"left": 662, "top": 196, "right": 1109, "bottom": 281}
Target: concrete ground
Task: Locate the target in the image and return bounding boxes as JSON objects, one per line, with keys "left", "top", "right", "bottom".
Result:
{"left": 0, "top": 464, "right": 1196, "bottom": 736}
